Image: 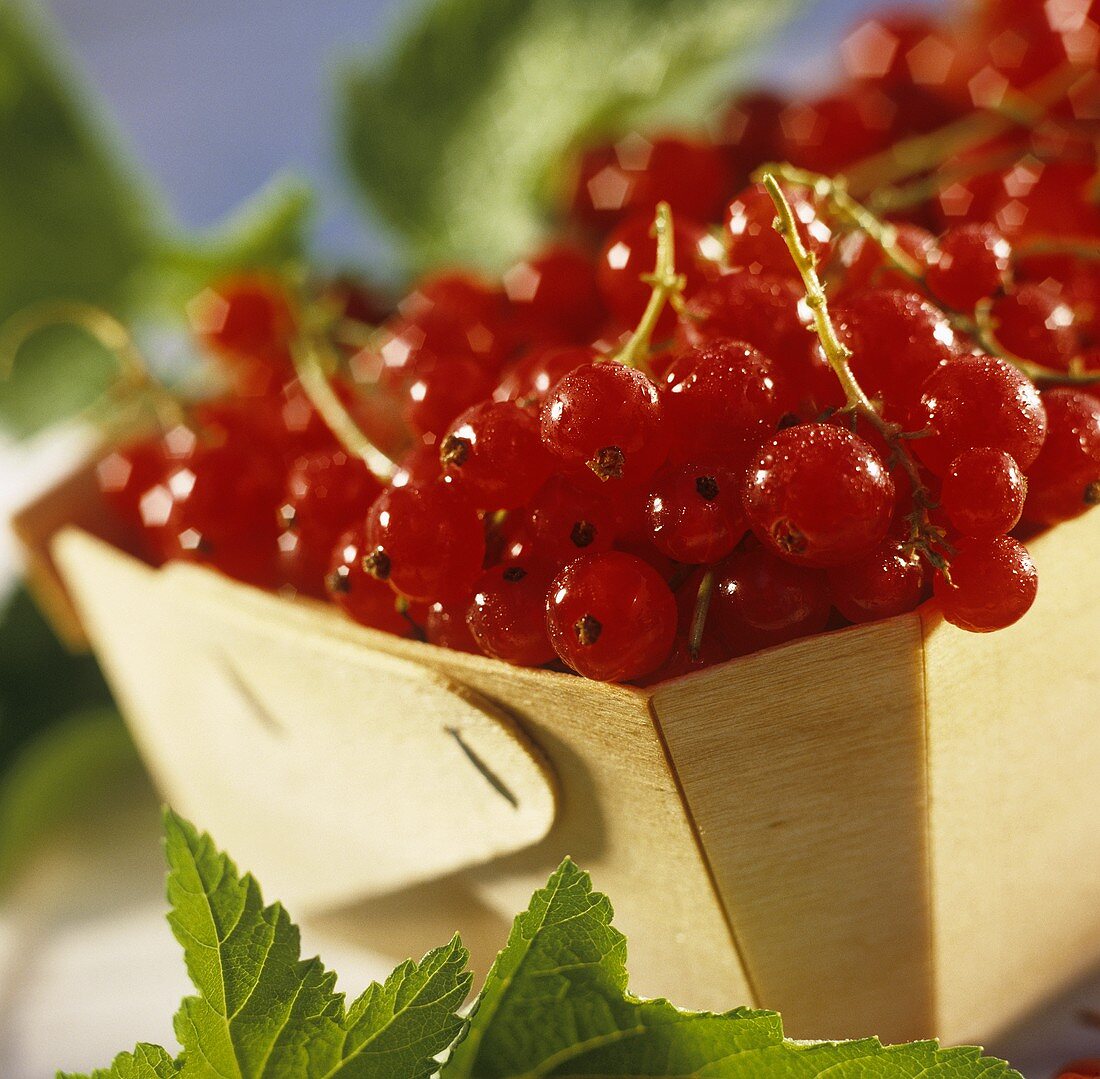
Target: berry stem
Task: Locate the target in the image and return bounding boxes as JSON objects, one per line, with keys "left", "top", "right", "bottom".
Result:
{"left": 290, "top": 305, "right": 397, "bottom": 482}
{"left": 761, "top": 172, "right": 950, "bottom": 574}
{"left": 760, "top": 165, "right": 1100, "bottom": 387}
{"left": 965, "top": 301, "right": 1100, "bottom": 386}
{"left": 0, "top": 300, "right": 184, "bottom": 430}
{"left": 754, "top": 163, "right": 925, "bottom": 279}
{"left": 612, "top": 201, "right": 685, "bottom": 373}
{"left": 688, "top": 568, "right": 715, "bottom": 662}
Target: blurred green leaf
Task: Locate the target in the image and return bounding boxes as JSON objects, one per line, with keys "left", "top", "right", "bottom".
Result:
{"left": 0, "top": 706, "right": 140, "bottom": 889}
{"left": 0, "top": 586, "right": 112, "bottom": 770}
{"left": 0, "top": 0, "right": 311, "bottom": 438}
{"left": 341, "top": 0, "right": 803, "bottom": 271}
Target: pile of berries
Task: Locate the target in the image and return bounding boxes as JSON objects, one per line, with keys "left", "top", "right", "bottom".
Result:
{"left": 92, "top": 0, "right": 1100, "bottom": 684}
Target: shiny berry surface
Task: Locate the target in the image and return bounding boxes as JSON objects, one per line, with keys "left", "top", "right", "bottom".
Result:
{"left": 503, "top": 245, "right": 605, "bottom": 345}
{"left": 989, "top": 284, "right": 1080, "bottom": 370}
{"left": 743, "top": 424, "right": 896, "bottom": 567}
{"left": 365, "top": 481, "right": 485, "bottom": 603}
{"left": 277, "top": 450, "right": 383, "bottom": 597}
{"left": 140, "top": 441, "right": 284, "bottom": 588}
{"left": 425, "top": 599, "right": 480, "bottom": 653}
{"left": 495, "top": 346, "right": 595, "bottom": 409}
{"left": 647, "top": 466, "right": 748, "bottom": 564}
{"left": 1024, "top": 388, "right": 1100, "bottom": 525}
{"left": 540, "top": 361, "right": 669, "bottom": 483}
{"left": 915, "top": 355, "right": 1048, "bottom": 474}
{"left": 520, "top": 474, "right": 620, "bottom": 564}
{"left": 924, "top": 224, "right": 1011, "bottom": 311}
{"left": 598, "top": 212, "right": 721, "bottom": 332}
{"left": 189, "top": 274, "right": 294, "bottom": 368}
{"left": 325, "top": 528, "right": 412, "bottom": 636}
{"left": 403, "top": 355, "right": 497, "bottom": 438}
{"left": 828, "top": 289, "right": 958, "bottom": 414}
{"left": 940, "top": 447, "right": 1027, "bottom": 537}
{"left": 827, "top": 539, "right": 927, "bottom": 623}
{"left": 468, "top": 562, "right": 557, "bottom": 666}
{"left": 725, "top": 183, "right": 832, "bottom": 279}
{"left": 546, "top": 551, "right": 677, "bottom": 682}
{"left": 934, "top": 535, "right": 1038, "bottom": 632}
{"left": 711, "top": 546, "right": 831, "bottom": 654}
{"left": 662, "top": 338, "right": 785, "bottom": 467}
{"left": 440, "top": 400, "right": 554, "bottom": 510}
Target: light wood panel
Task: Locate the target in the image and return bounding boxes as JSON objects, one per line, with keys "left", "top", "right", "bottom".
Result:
{"left": 50, "top": 528, "right": 752, "bottom": 1013}
{"left": 923, "top": 508, "right": 1100, "bottom": 1045}
{"left": 652, "top": 616, "right": 933, "bottom": 1043}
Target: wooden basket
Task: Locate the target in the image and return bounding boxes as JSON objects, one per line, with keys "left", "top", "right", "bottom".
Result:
{"left": 13, "top": 458, "right": 1100, "bottom": 1047}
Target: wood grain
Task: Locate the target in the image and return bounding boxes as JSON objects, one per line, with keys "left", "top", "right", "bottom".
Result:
{"left": 923, "top": 508, "right": 1100, "bottom": 1044}
{"left": 50, "top": 528, "right": 752, "bottom": 1013}
{"left": 652, "top": 616, "right": 933, "bottom": 1043}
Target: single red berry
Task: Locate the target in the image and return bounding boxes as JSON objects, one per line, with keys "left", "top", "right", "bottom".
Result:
{"left": 546, "top": 551, "right": 677, "bottom": 682}
{"left": 540, "top": 361, "right": 669, "bottom": 484}
{"left": 827, "top": 289, "right": 959, "bottom": 415}
{"left": 989, "top": 284, "right": 1080, "bottom": 370}
{"left": 914, "top": 355, "right": 1048, "bottom": 474}
{"left": 743, "top": 424, "right": 896, "bottom": 567}
{"left": 520, "top": 473, "right": 620, "bottom": 564}
{"left": 827, "top": 539, "right": 927, "bottom": 623}
{"left": 725, "top": 183, "right": 832, "bottom": 279}
{"left": 326, "top": 528, "right": 413, "bottom": 636}
{"left": 277, "top": 450, "right": 383, "bottom": 597}
{"left": 425, "top": 598, "right": 480, "bottom": 653}
{"left": 925, "top": 224, "right": 1012, "bottom": 311}
{"left": 597, "top": 212, "right": 722, "bottom": 334}
{"left": 934, "top": 535, "right": 1038, "bottom": 632}
{"left": 364, "top": 481, "right": 485, "bottom": 603}
{"left": 570, "top": 134, "right": 732, "bottom": 231}
{"left": 647, "top": 466, "right": 748, "bottom": 564}
{"left": 392, "top": 440, "right": 442, "bottom": 489}
{"left": 711, "top": 546, "right": 831, "bottom": 655}
{"left": 661, "top": 338, "right": 786, "bottom": 467}
{"left": 468, "top": 562, "right": 558, "bottom": 666}
{"left": 188, "top": 273, "right": 295, "bottom": 368}
{"left": 719, "top": 93, "right": 787, "bottom": 185}
{"left": 397, "top": 270, "right": 509, "bottom": 361}
{"left": 403, "top": 355, "right": 496, "bottom": 438}
{"left": 503, "top": 245, "right": 605, "bottom": 345}
{"left": 1024, "top": 388, "right": 1100, "bottom": 525}
{"left": 834, "top": 224, "right": 934, "bottom": 297}
{"left": 494, "top": 345, "right": 596, "bottom": 409}
{"left": 939, "top": 447, "right": 1026, "bottom": 536}
{"left": 440, "top": 400, "right": 555, "bottom": 510}
{"left": 778, "top": 89, "right": 897, "bottom": 175}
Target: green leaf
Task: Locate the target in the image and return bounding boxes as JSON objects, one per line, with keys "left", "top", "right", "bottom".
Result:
{"left": 442, "top": 858, "right": 1022, "bottom": 1079}
{"left": 163, "top": 809, "right": 471, "bottom": 1078}
{"left": 57, "top": 820, "right": 1022, "bottom": 1079}
{"left": 341, "top": 0, "right": 802, "bottom": 271}
{"left": 0, "top": 1, "right": 311, "bottom": 437}
{"left": 59, "top": 1043, "right": 181, "bottom": 1079}
{"left": 0, "top": 706, "right": 140, "bottom": 889}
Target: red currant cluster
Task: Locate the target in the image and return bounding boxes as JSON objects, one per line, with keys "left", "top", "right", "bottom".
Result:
{"left": 92, "top": 0, "right": 1100, "bottom": 684}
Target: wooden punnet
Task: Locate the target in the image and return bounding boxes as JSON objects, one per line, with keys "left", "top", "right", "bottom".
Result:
{"left": 14, "top": 460, "right": 1100, "bottom": 1047}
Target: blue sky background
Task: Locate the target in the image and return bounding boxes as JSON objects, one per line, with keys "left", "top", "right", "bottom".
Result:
{"left": 43, "top": 0, "right": 946, "bottom": 273}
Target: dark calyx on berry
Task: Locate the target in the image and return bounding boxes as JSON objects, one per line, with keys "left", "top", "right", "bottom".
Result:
{"left": 363, "top": 548, "right": 392, "bottom": 580}
{"left": 588, "top": 446, "right": 626, "bottom": 480}
{"left": 440, "top": 433, "right": 471, "bottom": 466}
{"left": 571, "top": 520, "right": 597, "bottom": 547}
{"left": 695, "top": 475, "right": 720, "bottom": 501}
{"left": 575, "top": 613, "right": 603, "bottom": 646}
